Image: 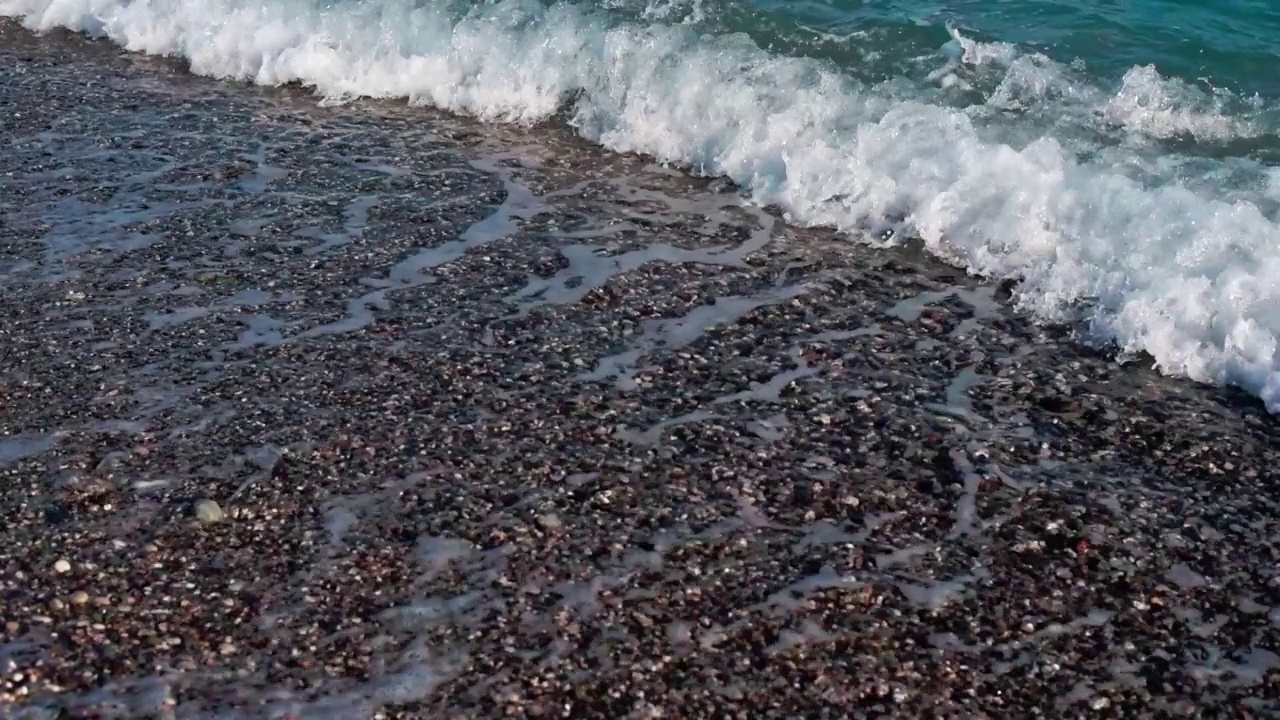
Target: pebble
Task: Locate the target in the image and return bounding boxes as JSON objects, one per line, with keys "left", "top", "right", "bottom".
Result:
{"left": 53, "top": 559, "right": 71, "bottom": 574}
{"left": 5, "top": 37, "right": 1280, "bottom": 718}
{"left": 194, "top": 499, "right": 225, "bottom": 524}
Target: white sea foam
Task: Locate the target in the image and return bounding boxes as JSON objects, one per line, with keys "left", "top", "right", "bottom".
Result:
{"left": 939, "top": 27, "right": 1261, "bottom": 144}
{"left": 4, "top": 0, "right": 1280, "bottom": 410}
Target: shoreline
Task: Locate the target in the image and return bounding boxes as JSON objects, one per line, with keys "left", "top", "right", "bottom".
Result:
{"left": 3, "top": 22, "right": 1280, "bottom": 718}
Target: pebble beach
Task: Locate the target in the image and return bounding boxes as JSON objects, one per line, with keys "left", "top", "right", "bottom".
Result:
{"left": 3, "top": 22, "right": 1280, "bottom": 719}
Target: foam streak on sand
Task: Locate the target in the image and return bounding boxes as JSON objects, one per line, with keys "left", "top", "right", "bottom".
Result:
{"left": 3, "top": 0, "right": 1280, "bottom": 409}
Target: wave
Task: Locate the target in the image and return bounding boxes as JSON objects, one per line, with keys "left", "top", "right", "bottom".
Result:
{"left": 4, "top": 0, "right": 1280, "bottom": 411}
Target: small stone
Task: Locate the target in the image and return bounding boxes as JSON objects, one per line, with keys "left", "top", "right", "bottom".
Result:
{"left": 5, "top": 621, "right": 19, "bottom": 634}
{"left": 666, "top": 622, "right": 692, "bottom": 645}
{"left": 194, "top": 499, "right": 225, "bottom": 524}
{"left": 536, "top": 513, "right": 563, "bottom": 531}
{"left": 49, "top": 598, "right": 65, "bottom": 612}
{"left": 53, "top": 559, "right": 71, "bottom": 574}
{"left": 70, "top": 591, "right": 90, "bottom": 605}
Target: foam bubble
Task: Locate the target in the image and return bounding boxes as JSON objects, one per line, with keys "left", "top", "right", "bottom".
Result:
{"left": 1104, "top": 65, "right": 1251, "bottom": 141}
{"left": 4, "top": 0, "right": 1280, "bottom": 410}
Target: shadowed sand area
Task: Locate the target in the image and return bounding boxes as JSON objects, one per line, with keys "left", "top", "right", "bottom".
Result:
{"left": 3, "top": 22, "right": 1280, "bottom": 719}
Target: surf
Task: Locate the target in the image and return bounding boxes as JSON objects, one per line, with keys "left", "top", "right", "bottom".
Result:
{"left": 3, "top": 0, "right": 1280, "bottom": 411}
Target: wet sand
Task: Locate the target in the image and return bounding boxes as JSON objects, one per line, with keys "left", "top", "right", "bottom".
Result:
{"left": 3, "top": 22, "right": 1280, "bottom": 719}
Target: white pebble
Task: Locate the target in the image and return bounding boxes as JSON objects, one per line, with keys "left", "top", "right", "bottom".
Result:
{"left": 194, "top": 499, "right": 225, "bottom": 524}
{"left": 53, "top": 559, "right": 71, "bottom": 574}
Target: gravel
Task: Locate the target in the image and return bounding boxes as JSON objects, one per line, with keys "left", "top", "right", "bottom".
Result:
{"left": 3, "top": 20, "right": 1280, "bottom": 720}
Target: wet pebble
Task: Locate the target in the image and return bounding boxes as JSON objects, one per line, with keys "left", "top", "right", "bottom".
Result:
{"left": 194, "top": 499, "right": 225, "bottom": 524}
{"left": 2, "top": 30, "right": 1279, "bottom": 718}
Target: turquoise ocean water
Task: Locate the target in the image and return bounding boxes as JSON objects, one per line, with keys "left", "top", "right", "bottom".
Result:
{"left": 3, "top": 0, "right": 1280, "bottom": 409}
{"left": 754, "top": 1, "right": 1280, "bottom": 97}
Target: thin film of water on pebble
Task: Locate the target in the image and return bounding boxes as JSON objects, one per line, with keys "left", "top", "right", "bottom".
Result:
{"left": 2, "top": 25, "right": 1280, "bottom": 718}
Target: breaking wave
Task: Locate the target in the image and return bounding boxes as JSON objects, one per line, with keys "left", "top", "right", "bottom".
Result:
{"left": 4, "top": 0, "right": 1280, "bottom": 410}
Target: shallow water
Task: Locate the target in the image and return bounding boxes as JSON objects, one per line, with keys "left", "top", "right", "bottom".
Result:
{"left": 3, "top": 24, "right": 1280, "bottom": 717}
{"left": 2, "top": 0, "right": 1280, "bottom": 409}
